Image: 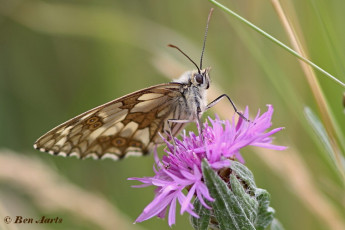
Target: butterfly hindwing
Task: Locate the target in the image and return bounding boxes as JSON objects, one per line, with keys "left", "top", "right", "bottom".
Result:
{"left": 34, "top": 83, "right": 187, "bottom": 160}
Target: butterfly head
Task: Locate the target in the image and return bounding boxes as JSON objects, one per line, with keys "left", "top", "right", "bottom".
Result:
{"left": 191, "top": 68, "right": 211, "bottom": 89}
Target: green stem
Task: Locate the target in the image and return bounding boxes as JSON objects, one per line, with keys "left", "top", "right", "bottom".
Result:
{"left": 208, "top": 0, "right": 345, "bottom": 88}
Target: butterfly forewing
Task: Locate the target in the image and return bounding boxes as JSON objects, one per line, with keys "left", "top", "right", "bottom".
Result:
{"left": 34, "top": 83, "right": 187, "bottom": 160}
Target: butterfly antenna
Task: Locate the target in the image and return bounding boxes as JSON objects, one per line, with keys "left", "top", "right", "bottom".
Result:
{"left": 200, "top": 8, "right": 214, "bottom": 70}
{"left": 168, "top": 44, "right": 201, "bottom": 74}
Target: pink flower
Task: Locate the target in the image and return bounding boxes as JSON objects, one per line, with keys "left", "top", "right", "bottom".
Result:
{"left": 128, "top": 105, "right": 286, "bottom": 226}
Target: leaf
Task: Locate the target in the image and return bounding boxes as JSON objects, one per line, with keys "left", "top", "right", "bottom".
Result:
{"left": 229, "top": 160, "right": 256, "bottom": 188}
{"left": 200, "top": 159, "right": 278, "bottom": 230}
{"left": 202, "top": 159, "right": 256, "bottom": 230}
{"left": 229, "top": 162, "right": 258, "bottom": 222}
{"left": 255, "top": 189, "right": 275, "bottom": 229}
{"left": 229, "top": 174, "right": 258, "bottom": 223}
{"left": 190, "top": 198, "right": 211, "bottom": 230}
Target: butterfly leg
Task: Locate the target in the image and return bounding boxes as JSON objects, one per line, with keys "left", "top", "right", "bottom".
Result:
{"left": 206, "top": 94, "right": 249, "bottom": 121}
{"left": 167, "top": 119, "right": 193, "bottom": 152}
{"left": 196, "top": 108, "right": 206, "bottom": 143}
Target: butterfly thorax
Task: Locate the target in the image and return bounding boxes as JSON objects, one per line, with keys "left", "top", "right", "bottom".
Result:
{"left": 173, "top": 68, "right": 210, "bottom": 120}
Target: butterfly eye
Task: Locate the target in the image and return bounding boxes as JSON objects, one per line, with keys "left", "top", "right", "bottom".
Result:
{"left": 195, "top": 74, "right": 203, "bottom": 84}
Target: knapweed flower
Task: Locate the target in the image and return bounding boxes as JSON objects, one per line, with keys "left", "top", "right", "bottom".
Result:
{"left": 128, "top": 105, "right": 286, "bottom": 226}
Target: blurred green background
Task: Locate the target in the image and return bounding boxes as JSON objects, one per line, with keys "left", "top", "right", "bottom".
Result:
{"left": 1, "top": 0, "right": 345, "bottom": 229}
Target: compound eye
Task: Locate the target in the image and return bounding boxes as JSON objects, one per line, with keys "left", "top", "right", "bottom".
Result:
{"left": 195, "top": 74, "right": 203, "bottom": 84}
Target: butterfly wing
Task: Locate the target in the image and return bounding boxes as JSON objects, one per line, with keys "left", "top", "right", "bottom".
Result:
{"left": 34, "top": 83, "right": 188, "bottom": 160}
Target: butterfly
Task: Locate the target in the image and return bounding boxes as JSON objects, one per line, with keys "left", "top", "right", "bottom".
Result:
{"left": 33, "top": 9, "right": 245, "bottom": 160}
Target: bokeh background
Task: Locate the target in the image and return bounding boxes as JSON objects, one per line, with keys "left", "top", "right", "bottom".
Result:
{"left": 1, "top": 0, "right": 345, "bottom": 229}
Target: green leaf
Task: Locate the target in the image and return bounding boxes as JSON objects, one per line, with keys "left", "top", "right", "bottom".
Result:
{"left": 229, "top": 160, "right": 256, "bottom": 188}
{"left": 190, "top": 198, "right": 211, "bottom": 230}
{"left": 202, "top": 159, "right": 256, "bottom": 230}
{"left": 229, "top": 174, "right": 258, "bottom": 223}
{"left": 200, "top": 160, "right": 278, "bottom": 230}
{"left": 255, "top": 189, "right": 275, "bottom": 229}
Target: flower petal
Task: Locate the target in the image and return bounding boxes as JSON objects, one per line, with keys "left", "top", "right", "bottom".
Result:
{"left": 130, "top": 105, "right": 286, "bottom": 226}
